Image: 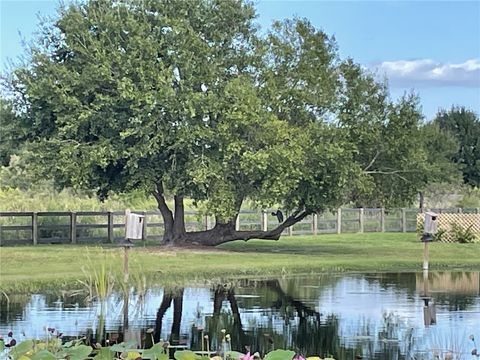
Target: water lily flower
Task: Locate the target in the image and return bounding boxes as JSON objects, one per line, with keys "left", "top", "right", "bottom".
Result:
{"left": 241, "top": 352, "right": 254, "bottom": 360}
{"left": 293, "top": 355, "right": 305, "bottom": 360}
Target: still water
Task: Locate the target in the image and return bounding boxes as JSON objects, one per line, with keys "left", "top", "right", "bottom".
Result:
{"left": 1, "top": 272, "right": 479, "bottom": 359}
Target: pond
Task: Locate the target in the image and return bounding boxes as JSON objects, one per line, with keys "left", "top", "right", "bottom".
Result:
{"left": 1, "top": 272, "right": 479, "bottom": 359}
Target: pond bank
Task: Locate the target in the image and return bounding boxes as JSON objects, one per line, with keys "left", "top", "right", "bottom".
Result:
{"left": 1, "top": 233, "right": 479, "bottom": 292}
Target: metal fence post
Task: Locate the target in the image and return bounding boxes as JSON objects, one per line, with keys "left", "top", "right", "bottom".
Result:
{"left": 70, "top": 212, "right": 77, "bottom": 244}
{"left": 32, "top": 212, "right": 38, "bottom": 245}
{"left": 313, "top": 214, "right": 318, "bottom": 236}
{"left": 402, "top": 208, "right": 407, "bottom": 232}
{"left": 336, "top": 208, "right": 342, "bottom": 234}
{"left": 359, "top": 208, "right": 364, "bottom": 233}
{"left": 107, "top": 211, "right": 114, "bottom": 243}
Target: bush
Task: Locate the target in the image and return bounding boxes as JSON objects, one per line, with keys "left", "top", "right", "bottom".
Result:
{"left": 450, "top": 223, "right": 478, "bottom": 243}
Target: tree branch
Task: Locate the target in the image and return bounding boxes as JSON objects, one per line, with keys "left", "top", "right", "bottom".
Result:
{"left": 363, "top": 150, "right": 381, "bottom": 171}
{"left": 364, "top": 169, "right": 416, "bottom": 182}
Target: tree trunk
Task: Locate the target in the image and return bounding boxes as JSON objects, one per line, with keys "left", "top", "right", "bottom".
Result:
{"left": 170, "top": 289, "right": 184, "bottom": 344}
{"left": 153, "top": 184, "right": 311, "bottom": 246}
{"left": 153, "top": 184, "right": 174, "bottom": 244}
{"left": 154, "top": 291, "right": 173, "bottom": 343}
{"left": 419, "top": 191, "right": 425, "bottom": 213}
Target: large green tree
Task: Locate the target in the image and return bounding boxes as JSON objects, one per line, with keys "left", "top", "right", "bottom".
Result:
{"left": 4, "top": 0, "right": 435, "bottom": 245}
{"left": 433, "top": 107, "right": 480, "bottom": 188}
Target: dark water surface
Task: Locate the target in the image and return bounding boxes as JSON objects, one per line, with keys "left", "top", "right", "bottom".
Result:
{"left": 1, "top": 272, "right": 479, "bottom": 359}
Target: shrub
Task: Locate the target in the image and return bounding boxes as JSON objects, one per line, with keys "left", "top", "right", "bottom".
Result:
{"left": 450, "top": 223, "right": 478, "bottom": 243}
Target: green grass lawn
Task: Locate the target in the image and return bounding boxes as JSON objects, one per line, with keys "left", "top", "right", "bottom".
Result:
{"left": 1, "top": 233, "right": 479, "bottom": 292}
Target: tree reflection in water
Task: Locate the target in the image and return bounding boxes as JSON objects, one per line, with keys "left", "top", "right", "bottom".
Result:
{"left": 150, "top": 279, "right": 415, "bottom": 359}
{"left": 2, "top": 273, "right": 479, "bottom": 360}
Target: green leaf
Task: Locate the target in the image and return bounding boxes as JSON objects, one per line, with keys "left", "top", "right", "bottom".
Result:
{"left": 264, "top": 350, "right": 295, "bottom": 360}
{"left": 9, "top": 340, "right": 34, "bottom": 360}
{"left": 93, "top": 347, "right": 114, "bottom": 360}
{"left": 226, "top": 351, "right": 245, "bottom": 360}
{"left": 30, "top": 350, "right": 56, "bottom": 360}
{"left": 142, "top": 343, "right": 168, "bottom": 360}
{"left": 65, "top": 345, "right": 93, "bottom": 360}
{"left": 110, "top": 340, "right": 137, "bottom": 353}
{"left": 0, "top": 339, "right": 4, "bottom": 351}
{"left": 174, "top": 350, "right": 201, "bottom": 360}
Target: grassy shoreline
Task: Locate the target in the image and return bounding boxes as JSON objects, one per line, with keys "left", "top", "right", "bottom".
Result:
{"left": 1, "top": 233, "right": 479, "bottom": 292}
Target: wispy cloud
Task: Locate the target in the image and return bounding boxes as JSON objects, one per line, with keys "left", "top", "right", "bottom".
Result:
{"left": 371, "top": 59, "right": 480, "bottom": 88}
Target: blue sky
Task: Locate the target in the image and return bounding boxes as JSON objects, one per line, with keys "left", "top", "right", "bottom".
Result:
{"left": 1, "top": 0, "right": 479, "bottom": 119}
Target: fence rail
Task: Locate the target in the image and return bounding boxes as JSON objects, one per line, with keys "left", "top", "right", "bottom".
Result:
{"left": 0, "top": 208, "right": 479, "bottom": 246}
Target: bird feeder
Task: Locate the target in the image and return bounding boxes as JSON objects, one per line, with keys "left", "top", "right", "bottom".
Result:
{"left": 121, "top": 209, "right": 145, "bottom": 283}
{"left": 421, "top": 211, "right": 438, "bottom": 242}
{"left": 125, "top": 212, "right": 145, "bottom": 241}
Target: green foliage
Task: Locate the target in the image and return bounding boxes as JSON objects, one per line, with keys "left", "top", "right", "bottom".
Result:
{"left": 434, "top": 106, "right": 480, "bottom": 187}
{"left": 109, "top": 341, "right": 138, "bottom": 353}
{"left": 8, "top": 340, "right": 34, "bottom": 360}
{"left": 263, "top": 350, "right": 296, "bottom": 360}
{"left": 450, "top": 223, "right": 478, "bottom": 244}
{"left": 0, "top": 98, "right": 27, "bottom": 167}
{"left": 142, "top": 342, "right": 168, "bottom": 360}
{"left": 2, "top": 0, "right": 458, "bottom": 233}
{"left": 457, "top": 187, "right": 480, "bottom": 208}
{"left": 174, "top": 350, "right": 203, "bottom": 360}
{"left": 93, "top": 347, "right": 114, "bottom": 360}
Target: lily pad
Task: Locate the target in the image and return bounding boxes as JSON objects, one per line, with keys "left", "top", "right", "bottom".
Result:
{"left": 142, "top": 343, "right": 168, "bottom": 360}
{"left": 174, "top": 350, "right": 202, "bottom": 360}
{"left": 93, "top": 347, "right": 114, "bottom": 360}
{"left": 65, "top": 345, "right": 93, "bottom": 360}
{"left": 264, "top": 350, "right": 295, "bottom": 360}
{"left": 226, "top": 352, "right": 245, "bottom": 360}
{"left": 30, "top": 350, "right": 56, "bottom": 360}
{"left": 9, "top": 340, "right": 34, "bottom": 360}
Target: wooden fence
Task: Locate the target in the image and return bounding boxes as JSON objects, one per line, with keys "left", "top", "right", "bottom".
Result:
{"left": 0, "top": 208, "right": 479, "bottom": 246}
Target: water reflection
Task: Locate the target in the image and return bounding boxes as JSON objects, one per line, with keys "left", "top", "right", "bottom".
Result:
{"left": 1, "top": 272, "right": 479, "bottom": 360}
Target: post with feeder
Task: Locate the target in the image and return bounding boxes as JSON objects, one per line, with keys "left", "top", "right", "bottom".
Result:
{"left": 420, "top": 211, "right": 438, "bottom": 271}
{"left": 122, "top": 209, "right": 145, "bottom": 283}
{"left": 420, "top": 211, "right": 438, "bottom": 326}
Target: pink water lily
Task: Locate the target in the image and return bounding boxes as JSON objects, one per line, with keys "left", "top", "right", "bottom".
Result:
{"left": 241, "top": 352, "right": 254, "bottom": 360}
{"left": 293, "top": 355, "right": 305, "bottom": 360}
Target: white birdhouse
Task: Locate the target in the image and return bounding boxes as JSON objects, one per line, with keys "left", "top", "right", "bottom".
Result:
{"left": 125, "top": 212, "right": 145, "bottom": 240}
{"left": 422, "top": 211, "right": 438, "bottom": 242}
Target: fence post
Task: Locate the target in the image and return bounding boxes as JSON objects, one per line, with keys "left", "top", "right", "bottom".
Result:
{"left": 402, "top": 208, "right": 407, "bottom": 232}
{"left": 336, "top": 208, "right": 342, "bottom": 234}
{"left": 262, "top": 211, "right": 268, "bottom": 232}
{"left": 235, "top": 214, "right": 240, "bottom": 231}
{"left": 359, "top": 208, "right": 364, "bottom": 233}
{"left": 380, "top": 208, "right": 385, "bottom": 232}
{"left": 32, "top": 212, "right": 38, "bottom": 245}
{"left": 458, "top": 207, "right": 463, "bottom": 214}
{"left": 313, "top": 214, "right": 318, "bottom": 236}
{"left": 142, "top": 211, "right": 147, "bottom": 240}
{"left": 69, "top": 212, "right": 77, "bottom": 244}
{"left": 107, "top": 211, "right": 114, "bottom": 243}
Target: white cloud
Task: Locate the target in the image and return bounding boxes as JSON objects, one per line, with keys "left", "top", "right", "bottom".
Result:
{"left": 371, "top": 58, "right": 480, "bottom": 88}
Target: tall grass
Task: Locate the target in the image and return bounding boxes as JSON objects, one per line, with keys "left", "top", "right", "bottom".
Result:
{"left": 78, "top": 248, "right": 117, "bottom": 303}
